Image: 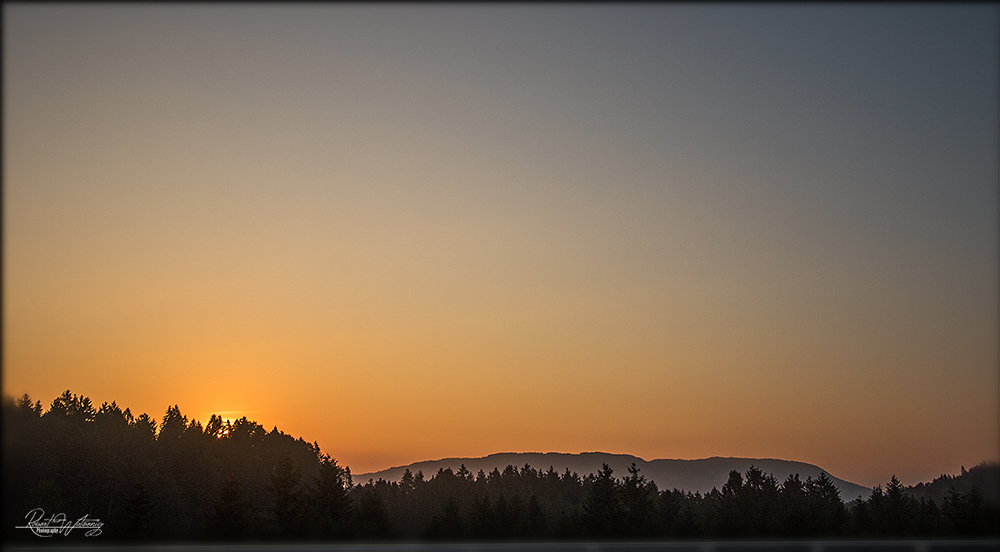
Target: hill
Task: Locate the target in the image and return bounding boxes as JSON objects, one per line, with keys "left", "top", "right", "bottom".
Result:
{"left": 906, "top": 462, "right": 1000, "bottom": 505}
{"left": 353, "top": 451, "right": 871, "bottom": 500}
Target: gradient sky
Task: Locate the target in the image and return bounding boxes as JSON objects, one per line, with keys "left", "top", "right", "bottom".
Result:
{"left": 4, "top": 4, "right": 998, "bottom": 488}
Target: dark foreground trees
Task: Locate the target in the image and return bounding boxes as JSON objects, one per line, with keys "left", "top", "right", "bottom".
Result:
{"left": 4, "top": 391, "right": 998, "bottom": 543}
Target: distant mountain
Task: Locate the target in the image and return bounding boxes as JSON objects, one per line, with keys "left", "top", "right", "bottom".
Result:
{"left": 353, "top": 452, "right": 871, "bottom": 501}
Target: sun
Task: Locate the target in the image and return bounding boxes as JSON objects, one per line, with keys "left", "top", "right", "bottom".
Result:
{"left": 214, "top": 421, "right": 231, "bottom": 438}
{"left": 205, "top": 413, "right": 236, "bottom": 438}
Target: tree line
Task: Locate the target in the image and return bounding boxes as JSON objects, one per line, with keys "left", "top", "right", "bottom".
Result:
{"left": 3, "top": 391, "right": 997, "bottom": 543}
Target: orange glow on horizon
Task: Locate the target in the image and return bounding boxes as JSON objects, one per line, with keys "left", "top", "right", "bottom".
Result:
{"left": 3, "top": 4, "right": 997, "bottom": 491}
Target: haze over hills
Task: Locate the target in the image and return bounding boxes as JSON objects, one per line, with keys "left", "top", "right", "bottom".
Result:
{"left": 354, "top": 452, "right": 872, "bottom": 501}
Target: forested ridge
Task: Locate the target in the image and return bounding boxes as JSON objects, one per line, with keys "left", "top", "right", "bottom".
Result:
{"left": 4, "top": 391, "right": 997, "bottom": 542}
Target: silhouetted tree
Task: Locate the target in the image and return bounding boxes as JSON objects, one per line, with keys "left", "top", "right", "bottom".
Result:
{"left": 354, "top": 485, "right": 392, "bottom": 539}
{"left": 493, "top": 493, "right": 523, "bottom": 539}
{"left": 582, "top": 463, "right": 624, "bottom": 538}
{"left": 425, "top": 495, "right": 464, "bottom": 540}
{"left": 622, "top": 462, "right": 657, "bottom": 537}
{"left": 941, "top": 486, "right": 995, "bottom": 536}
{"left": 468, "top": 493, "right": 494, "bottom": 538}
{"left": 207, "top": 476, "right": 253, "bottom": 541}
{"left": 400, "top": 468, "right": 416, "bottom": 496}
{"left": 133, "top": 412, "right": 157, "bottom": 440}
{"left": 310, "top": 454, "right": 352, "bottom": 539}
{"left": 806, "top": 471, "right": 847, "bottom": 536}
{"left": 45, "top": 390, "right": 96, "bottom": 423}
{"left": 524, "top": 494, "right": 545, "bottom": 538}
{"left": 657, "top": 488, "right": 683, "bottom": 536}
{"left": 6, "top": 390, "right": 997, "bottom": 543}
{"left": 717, "top": 470, "right": 745, "bottom": 536}
{"left": 114, "top": 481, "right": 156, "bottom": 541}
{"left": 159, "top": 405, "right": 187, "bottom": 442}
{"left": 268, "top": 453, "right": 305, "bottom": 538}
{"left": 882, "top": 475, "right": 917, "bottom": 536}
{"left": 778, "top": 473, "right": 808, "bottom": 536}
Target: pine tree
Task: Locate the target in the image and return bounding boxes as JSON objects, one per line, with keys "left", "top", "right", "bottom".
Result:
{"left": 208, "top": 476, "right": 252, "bottom": 541}
{"left": 311, "top": 454, "right": 352, "bottom": 539}
{"left": 622, "top": 463, "right": 656, "bottom": 537}
{"left": 582, "top": 463, "right": 624, "bottom": 538}
{"left": 268, "top": 453, "right": 304, "bottom": 538}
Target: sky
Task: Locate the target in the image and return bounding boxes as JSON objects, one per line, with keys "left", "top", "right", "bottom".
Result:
{"left": 3, "top": 4, "right": 998, "bottom": 489}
